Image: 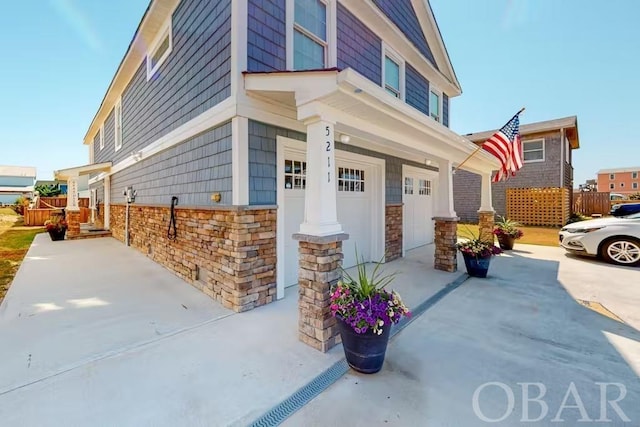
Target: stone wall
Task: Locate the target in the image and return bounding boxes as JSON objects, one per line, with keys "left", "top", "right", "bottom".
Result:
{"left": 385, "top": 204, "right": 403, "bottom": 261}
{"left": 95, "top": 202, "right": 105, "bottom": 229}
{"left": 434, "top": 217, "right": 458, "bottom": 272}
{"left": 110, "top": 203, "right": 276, "bottom": 312}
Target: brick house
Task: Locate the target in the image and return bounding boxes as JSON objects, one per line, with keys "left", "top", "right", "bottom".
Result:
{"left": 597, "top": 167, "right": 640, "bottom": 195}
{"left": 54, "top": 0, "right": 501, "bottom": 350}
{"left": 453, "top": 116, "right": 580, "bottom": 225}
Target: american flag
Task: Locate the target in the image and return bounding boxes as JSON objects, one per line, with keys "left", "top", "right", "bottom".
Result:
{"left": 482, "top": 113, "right": 523, "bottom": 182}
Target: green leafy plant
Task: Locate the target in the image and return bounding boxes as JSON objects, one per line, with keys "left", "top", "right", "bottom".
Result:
{"left": 493, "top": 216, "right": 523, "bottom": 239}
{"left": 35, "top": 184, "right": 62, "bottom": 197}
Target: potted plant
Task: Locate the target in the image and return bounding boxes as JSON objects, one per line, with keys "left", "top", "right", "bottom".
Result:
{"left": 44, "top": 215, "right": 68, "bottom": 241}
{"left": 457, "top": 229, "right": 502, "bottom": 278}
{"left": 493, "top": 216, "right": 524, "bottom": 250}
{"left": 330, "top": 253, "right": 411, "bottom": 374}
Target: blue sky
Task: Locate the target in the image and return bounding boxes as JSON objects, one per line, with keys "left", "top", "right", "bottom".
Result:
{"left": 1, "top": 1, "right": 638, "bottom": 187}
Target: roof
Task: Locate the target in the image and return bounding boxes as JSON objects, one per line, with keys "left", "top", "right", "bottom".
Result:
{"left": 0, "top": 165, "right": 37, "bottom": 178}
{"left": 597, "top": 167, "right": 640, "bottom": 174}
{"left": 465, "top": 115, "right": 580, "bottom": 149}
{"left": 0, "top": 186, "right": 34, "bottom": 194}
{"left": 54, "top": 162, "right": 112, "bottom": 180}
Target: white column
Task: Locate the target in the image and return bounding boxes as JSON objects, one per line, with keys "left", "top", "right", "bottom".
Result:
{"left": 435, "top": 159, "right": 456, "bottom": 218}
{"left": 298, "top": 117, "right": 343, "bottom": 236}
{"left": 104, "top": 175, "right": 111, "bottom": 230}
{"left": 478, "top": 172, "right": 494, "bottom": 212}
{"left": 232, "top": 116, "right": 249, "bottom": 205}
{"left": 66, "top": 176, "right": 80, "bottom": 211}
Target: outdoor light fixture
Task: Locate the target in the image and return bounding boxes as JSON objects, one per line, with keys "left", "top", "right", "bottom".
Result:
{"left": 425, "top": 159, "right": 432, "bottom": 166}
{"left": 131, "top": 151, "right": 143, "bottom": 161}
{"left": 340, "top": 134, "right": 351, "bottom": 144}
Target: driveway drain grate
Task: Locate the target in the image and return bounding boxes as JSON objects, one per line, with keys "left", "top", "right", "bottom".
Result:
{"left": 248, "top": 273, "right": 469, "bottom": 426}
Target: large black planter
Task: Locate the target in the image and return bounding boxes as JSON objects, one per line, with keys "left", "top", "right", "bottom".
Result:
{"left": 463, "top": 253, "right": 491, "bottom": 278}
{"left": 497, "top": 234, "right": 516, "bottom": 250}
{"left": 48, "top": 229, "right": 66, "bottom": 241}
{"left": 337, "top": 317, "right": 391, "bottom": 374}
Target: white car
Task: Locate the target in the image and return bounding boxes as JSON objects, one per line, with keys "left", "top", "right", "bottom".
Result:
{"left": 559, "top": 212, "right": 640, "bottom": 266}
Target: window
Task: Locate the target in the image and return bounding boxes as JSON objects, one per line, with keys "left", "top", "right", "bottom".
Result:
{"left": 633, "top": 182, "right": 638, "bottom": 189}
{"left": 429, "top": 89, "right": 441, "bottom": 122}
{"left": 146, "top": 19, "right": 173, "bottom": 80}
{"left": 418, "top": 179, "right": 431, "bottom": 196}
{"left": 381, "top": 44, "right": 405, "bottom": 99}
{"left": 338, "top": 167, "right": 365, "bottom": 192}
{"left": 610, "top": 173, "right": 615, "bottom": 180}
{"left": 284, "top": 159, "right": 306, "bottom": 189}
{"left": 99, "top": 125, "right": 104, "bottom": 150}
{"left": 610, "top": 183, "right": 615, "bottom": 190}
{"left": 404, "top": 177, "right": 413, "bottom": 195}
{"left": 523, "top": 139, "right": 544, "bottom": 162}
{"left": 633, "top": 172, "right": 638, "bottom": 179}
{"left": 293, "top": 0, "right": 327, "bottom": 70}
{"left": 114, "top": 98, "right": 123, "bottom": 151}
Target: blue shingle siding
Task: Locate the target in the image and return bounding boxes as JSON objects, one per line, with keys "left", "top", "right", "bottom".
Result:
{"left": 101, "top": 0, "right": 232, "bottom": 166}
{"left": 94, "top": 109, "right": 115, "bottom": 165}
{"left": 405, "top": 63, "right": 429, "bottom": 115}
{"left": 371, "top": 0, "right": 437, "bottom": 68}
{"left": 442, "top": 94, "right": 449, "bottom": 127}
{"left": 110, "top": 122, "right": 232, "bottom": 206}
{"left": 247, "top": 0, "right": 287, "bottom": 72}
{"left": 248, "top": 120, "right": 305, "bottom": 205}
{"left": 337, "top": 3, "right": 382, "bottom": 85}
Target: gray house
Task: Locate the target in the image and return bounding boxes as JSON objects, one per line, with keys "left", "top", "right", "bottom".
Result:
{"left": 56, "top": 0, "right": 500, "bottom": 351}
{"left": 453, "top": 116, "right": 580, "bottom": 225}
{"left": 0, "top": 166, "right": 36, "bottom": 205}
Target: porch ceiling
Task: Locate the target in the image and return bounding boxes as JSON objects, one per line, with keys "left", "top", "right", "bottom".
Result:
{"left": 244, "top": 69, "right": 500, "bottom": 175}
{"left": 54, "top": 162, "right": 112, "bottom": 181}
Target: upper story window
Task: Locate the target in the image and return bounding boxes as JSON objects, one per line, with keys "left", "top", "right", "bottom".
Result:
{"left": 429, "top": 88, "right": 441, "bottom": 122}
{"left": 633, "top": 182, "right": 638, "bottom": 189}
{"left": 99, "top": 125, "right": 104, "bottom": 150}
{"left": 610, "top": 183, "right": 615, "bottom": 190}
{"left": 146, "top": 18, "right": 173, "bottom": 80}
{"left": 610, "top": 173, "right": 615, "bottom": 180}
{"left": 114, "top": 98, "right": 123, "bottom": 151}
{"left": 381, "top": 44, "right": 405, "bottom": 99}
{"left": 633, "top": 171, "right": 638, "bottom": 179}
{"left": 523, "top": 139, "right": 544, "bottom": 162}
{"left": 293, "top": 0, "right": 327, "bottom": 70}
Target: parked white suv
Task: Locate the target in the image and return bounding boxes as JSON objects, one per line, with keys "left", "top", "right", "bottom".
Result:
{"left": 559, "top": 213, "right": 640, "bottom": 266}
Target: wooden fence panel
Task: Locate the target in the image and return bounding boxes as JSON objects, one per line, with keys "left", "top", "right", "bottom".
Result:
{"left": 38, "top": 197, "right": 89, "bottom": 208}
{"left": 572, "top": 192, "right": 611, "bottom": 216}
{"left": 24, "top": 207, "right": 91, "bottom": 226}
{"left": 507, "top": 187, "right": 570, "bottom": 227}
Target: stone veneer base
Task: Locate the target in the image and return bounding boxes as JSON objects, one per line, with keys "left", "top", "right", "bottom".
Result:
{"left": 385, "top": 204, "right": 403, "bottom": 262}
{"left": 433, "top": 216, "right": 459, "bottom": 273}
{"left": 478, "top": 211, "right": 496, "bottom": 243}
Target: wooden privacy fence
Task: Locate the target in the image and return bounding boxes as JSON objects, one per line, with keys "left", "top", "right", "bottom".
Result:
{"left": 38, "top": 197, "right": 89, "bottom": 208}
{"left": 507, "top": 187, "right": 570, "bottom": 227}
{"left": 24, "top": 207, "right": 90, "bottom": 226}
{"left": 573, "top": 192, "right": 610, "bottom": 216}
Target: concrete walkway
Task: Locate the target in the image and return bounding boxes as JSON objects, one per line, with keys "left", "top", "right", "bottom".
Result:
{"left": 0, "top": 235, "right": 459, "bottom": 426}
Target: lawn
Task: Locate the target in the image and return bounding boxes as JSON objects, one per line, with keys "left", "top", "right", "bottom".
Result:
{"left": 457, "top": 223, "right": 560, "bottom": 247}
{"left": 0, "top": 207, "right": 42, "bottom": 303}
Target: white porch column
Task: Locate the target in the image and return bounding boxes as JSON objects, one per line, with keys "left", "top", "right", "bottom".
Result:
{"left": 104, "top": 175, "right": 111, "bottom": 230}
{"left": 478, "top": 172, "right": 494, "bottom": 212}
{"left": 435, "top": 159, "right": 456, "bottom": 218}
{"left": 298, "top": 117, "right": 343, "bottom": 236}
{"left": 66, "top": 176, "right": 80, "bottom": 212}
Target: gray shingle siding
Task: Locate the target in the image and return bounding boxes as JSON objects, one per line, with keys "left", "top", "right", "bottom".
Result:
{"left": 452, "top": 170, "right": 481, "bottom": 222}
{"left": 100, "top": 0, "right": 231, "bottom": 166}
{"left": 89, "top": 182, "right": 105, "bottom": 204}
{"left": 371, "top": 0, "right": 437, "bottom": 68}
{"left": 248, "top": 120, "right": 305, "bottom": 205}
{"left": 405, "top": 63, "right": 428, "bottom": 115}
{"left": 247, "top": 0, "right": 287, "bottom": 72}
{"left": 442, "top": 94, "right": 449, "bottom": 127}
{"left": 92, "top": 132, "right": 100, "bottom": 162}
{"left": 337, "top": 3, "right": 382, "bottom": 85}
{"left": 94, "top": 109, "right": 115, "bottom": 165}
{"left": 111, "top": 122, "right": 232, "bottom": 206}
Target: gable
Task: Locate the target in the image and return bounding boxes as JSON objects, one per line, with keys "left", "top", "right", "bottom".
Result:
{"left": 371, "top": 0, "right": 438, "bottom": 69}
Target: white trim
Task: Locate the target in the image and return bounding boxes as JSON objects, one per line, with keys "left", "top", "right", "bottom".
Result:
{"left": 104, "top": 175, "right": 111, "bottom": 230}
{"left": 381, "top": 42, "right": 405, "bottom": 101}
{"left": 89, "top": 141, "right": 94, "bottom": 164}
{"left": 231, "top": 0, "right": 248, "bottom": 98}
{"left": 232, "top": 116, "right": 249, "bottom": 205}
{"left": 633, "top": 182, "right": 638, "bottom": 190}
{"left": 609, "top": 183, "right": 615, "bottom": 190}
{"left": 402, "top": 164, "right": 438, "bottom": 256}
{"left": 522, "top": 138, "right": 545, "bottom": 163}
{"left": 429, "top": 85, "right": 442, "bottom": 123}
{"left": 145, "top": 16, "right": 173, "bottom": 81}
{"left": 609, "top": 174, "right": 615, "bottom": 180}
{"left": 276, "top": 135, "right": 385, "bottom": 299}
{"left": 632, "top": 172, "right": 638, "bottom": 180}
{"left": 114, "top": 97, "right": 123, "bottom": 152}
{"left": 286, "top": 0, "right": 336, "bottom": 70}
{"left": 99, "top": 124, "right": 104, "bottom": 150}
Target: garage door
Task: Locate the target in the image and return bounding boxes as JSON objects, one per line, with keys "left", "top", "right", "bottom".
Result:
{"left": 282, "top": 154, "right": 373, "bottom": 287}
{"left": 403, "top": 168, "right": 435, "bottom": 251}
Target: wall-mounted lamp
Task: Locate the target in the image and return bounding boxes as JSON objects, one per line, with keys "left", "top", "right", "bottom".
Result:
{"left": 132, "top": 151, "right": 143, "bottom": 162}
{"left": 340, "top": 134, "right": 351, "bottom": 144}
{"left": 425, "top": 159, "right": 432, "bottom": 166}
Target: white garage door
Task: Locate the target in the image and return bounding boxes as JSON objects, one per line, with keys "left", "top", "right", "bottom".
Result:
{"left": 403, "top": 167, "right": 436, "bottom": 251}
{"left": 282, "top": 154, "right": 373, "bottom": 288}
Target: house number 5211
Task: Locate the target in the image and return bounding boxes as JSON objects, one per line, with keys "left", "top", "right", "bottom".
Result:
{"left": 326, "top": 126, "right": 332, "bottom": 183}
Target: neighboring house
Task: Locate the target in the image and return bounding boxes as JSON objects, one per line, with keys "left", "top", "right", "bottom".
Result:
{"left": 597, "top": 167, "right": 640, "bottom": 194}
{"left": 56, "top": 0, "right": 499, "bottom": 322}
{"left": 0, "top": 166, "right": 36, "bottom": 205}
{"left": 35, "top": 179, "right": 69, "bottom": 195}
{"left": 454, "top": 116, "right": 580, "bottom": 224}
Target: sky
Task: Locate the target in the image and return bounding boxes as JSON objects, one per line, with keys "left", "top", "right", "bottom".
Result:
{"left": 1, "top": 1, "right": 639, "bottom": 187}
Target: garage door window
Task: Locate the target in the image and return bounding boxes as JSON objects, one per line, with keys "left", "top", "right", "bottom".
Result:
{"left": 419, "top": 179, "right": 431, "bottom": 195}
{"left": 338, "top": 167, "right": 365, "bottom": 192}
{"left": 404, "top": 177, "right": 414, "bottom": 195}
{"left": 284, "top": 159, "right": 306, "bottom": 189}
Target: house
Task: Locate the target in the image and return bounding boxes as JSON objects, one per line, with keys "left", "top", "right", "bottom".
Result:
{"left": 597, "top": 167, "right": 640, "bottom": 195}
{"left": 0, "top": 165, "right": 36, "bottom": 205}
{"left": 55, "top": 0, "right": 500, "bottom": 351}
{"left": 453, "top": 116, "right": 580, "bottom": 226}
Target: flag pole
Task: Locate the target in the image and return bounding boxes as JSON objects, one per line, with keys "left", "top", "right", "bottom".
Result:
{"left": 453, "top": 107, "right": 525, "bottom": 173}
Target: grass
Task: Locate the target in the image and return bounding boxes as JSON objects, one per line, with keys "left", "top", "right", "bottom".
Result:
{"left": 0, "top": 207, "right": 42, "bottom": 303}
{"left": 457, "top": 223, "right": 561, "bottom": 247}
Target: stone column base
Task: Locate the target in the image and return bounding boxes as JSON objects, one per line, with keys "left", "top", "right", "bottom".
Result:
{"left": 433, "top": 217, "right": 459, "bottom": 272}
{"left": 66, "top": 210, "right": 81, "bottom": 237}
{"left": 478, "top": 211, "right": 495, "bottom": 243}
{"left": 293, "top": 232, "right": 349, "bottom": 352}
